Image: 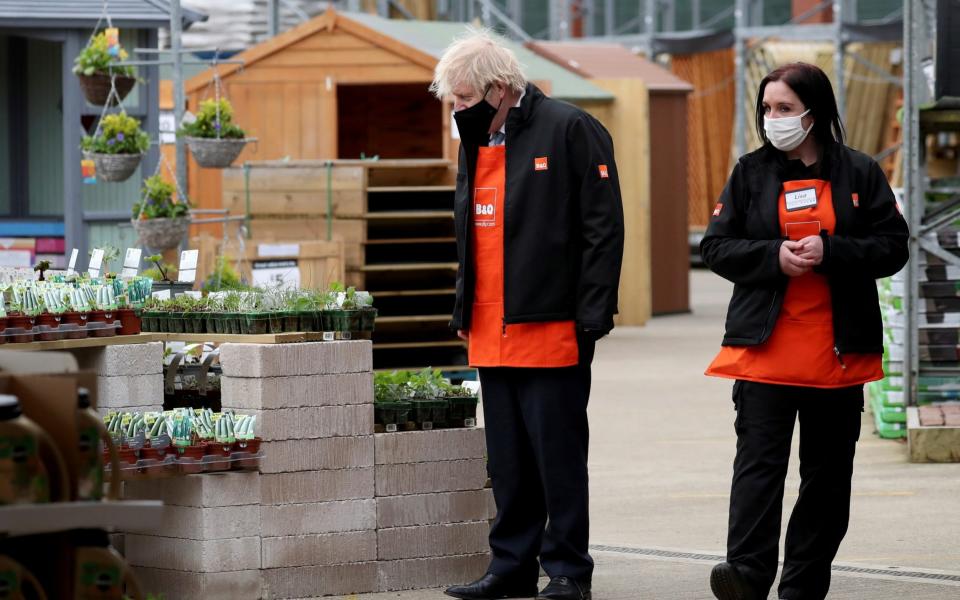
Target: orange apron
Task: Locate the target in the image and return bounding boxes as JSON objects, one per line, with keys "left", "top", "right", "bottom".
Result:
{"left": 467, "top": 145, "right": 580, "bottom": 368}
{"left": 706, "top": 179, "right": 883, "bottom": 388}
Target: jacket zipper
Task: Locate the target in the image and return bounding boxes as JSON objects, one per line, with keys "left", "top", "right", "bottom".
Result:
{"left": 501, "top": 142, "right": 508, "bottom": 339}
{"left": 834, "top": 346, "right": 847, "bottom": 369}
{"left": 758, "top": 290, "right": 778, "bottom": 342}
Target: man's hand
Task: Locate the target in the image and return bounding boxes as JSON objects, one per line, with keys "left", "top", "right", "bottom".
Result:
{"left": 795, "top": 235, "right": 824, "bottom": 266}
{"left": 457, "top": 330, "right": 469, "bottom": 341}
{"left": 779, "top": 240, "right": 814, "bottom": 277}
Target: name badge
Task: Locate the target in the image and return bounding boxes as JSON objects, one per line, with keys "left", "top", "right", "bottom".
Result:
{"left": 785, "top": 187, "right": 818, "bottom": 212}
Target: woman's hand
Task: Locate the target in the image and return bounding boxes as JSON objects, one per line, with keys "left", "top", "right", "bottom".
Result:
{"left": 795, "top": 235, "right": 824, "bottom": 265}
{"left": 457, "top": 330, "right": 469, "bottom": 341}
{"left": 779, "top": 241, "right": 814, "bottom": 277}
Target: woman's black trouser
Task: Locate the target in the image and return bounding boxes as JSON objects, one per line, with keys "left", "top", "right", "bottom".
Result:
{"left": 727, "top": 380, "right": 863, "bottom": 600}
{"left": 478, "top": 337, "right": 596, "bottom": 586}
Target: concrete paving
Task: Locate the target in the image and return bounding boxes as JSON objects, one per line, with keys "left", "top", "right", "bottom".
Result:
{"left": 332, "top": 270, "right": 960, "bottom": 599}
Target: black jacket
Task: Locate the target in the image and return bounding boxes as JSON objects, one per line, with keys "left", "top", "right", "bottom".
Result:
{"left": 451, "top": 83, "right": 625, "bottom": 334}
{"left": 700, "top": 143, "right": 909, "bottom": 354}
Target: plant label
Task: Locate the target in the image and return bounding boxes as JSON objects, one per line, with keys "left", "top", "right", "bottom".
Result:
{"left": 252, "top": 259, "right": 300, "bottom": 290}
{"left": 105, "top": 28, "right": 121, "bottom": 56}
{"left": 183, "top": 291, "right": 202, "bottom": 299}
{"left": 258, "top": 243, "right": 300, "bottom": 257}
{"left": 88, "top": 248, "right": 104, "bottom": 277}
{"left": 81, "top": 159, "right": 96, "bottom": 184}
{"left": 178, "top": 249, "right": 199, "bottom": 283}
{"left": 152, "top": 290, "right": 171, "bottom": 300}
{"left": 121, "top": 248, "right": 141, "bottom": 278}
{"left": 322, "top": 331, "right": 335, "bottom": 341}
{"left": 67, "top": 249, "right": 79, "bottom": 274}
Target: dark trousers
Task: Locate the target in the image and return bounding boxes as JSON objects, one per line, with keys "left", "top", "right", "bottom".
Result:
{"left": 479, "top": 337, "right": 596, "bottom": 585}
{"left": 728, "top": 380, "right": 863, "bottom": 600}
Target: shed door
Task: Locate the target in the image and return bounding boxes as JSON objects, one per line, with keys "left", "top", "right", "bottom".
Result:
{"left": 336, "top": 83, "right": 443, "bottom": 159}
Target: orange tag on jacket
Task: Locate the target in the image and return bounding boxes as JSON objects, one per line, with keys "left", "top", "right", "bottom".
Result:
{"left": 852, "top": 193, "right": 859, "bottom": 208}
{"left": 598, "top": 164, "right": 609, "bottom": 178}
{"left": 713, "top": 203, "right": 723, "bottom": 217}
{"left": 534, "top": 157, "right": 548, "bottom": 171}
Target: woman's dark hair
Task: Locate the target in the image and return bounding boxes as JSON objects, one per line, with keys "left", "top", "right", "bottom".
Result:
{"left": 755, "top": 62, "right": 845, "bottom": 147}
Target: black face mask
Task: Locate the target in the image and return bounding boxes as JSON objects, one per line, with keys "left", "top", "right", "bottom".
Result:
{"left": 454, "top": 89, "right": 499, "bottom": 147}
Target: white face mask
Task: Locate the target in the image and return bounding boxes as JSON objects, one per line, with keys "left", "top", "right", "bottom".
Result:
{"left": 763, "top": 109, "right": 812, "bottom": 152}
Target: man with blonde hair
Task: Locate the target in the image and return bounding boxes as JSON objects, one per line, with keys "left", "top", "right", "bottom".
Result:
{"left": 433, "top": 29, "right": 624, "bottom": 600}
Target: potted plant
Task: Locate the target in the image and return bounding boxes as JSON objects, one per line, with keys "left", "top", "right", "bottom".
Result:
{"left": 89, "top": 284, "right": 118, "bottom": 337}
{"left": 81, "top": 113, "right": 149, "bottom": 182}
{"left": 33, "top": 260, "right": 51, "bottom": 282}
{"left": 72, "top": 31, "right": 137, "bottom": 106}
{"left": 6, "top": 287, "right": 39, "bottom": 344}
{"left": 115, "top": 293, "right": 141, "bottom": 335}
{"left": 36, "top": 289, "right": 67, "bottom": 342}
{"left": 170, "top": 409, "right": 205, "bottom": 475}
{"left": 444, "top": 383, "right": 480, "bottom": 428}
{"left": 233, "top": 414, "right": 260, "bottom": 470}
{"left": 0, "top": 303, "right": 7, "bottom": 345}
{"left": 63, "top": 287, "right": 92, "bottom": 339}
{"left": 356, "top": 291, "right": 377, "bottom": 333}
{"left": 407, "top": 368, "right": 450, "bottom": 430}
{"left": 181, "top": 99, "right": 250, "bottom": 168}
{"left": 132, "top": 177, "right": 191, "bottom": 252}
{"left": 143, "top": 254, "right": 193, "bottom": 297}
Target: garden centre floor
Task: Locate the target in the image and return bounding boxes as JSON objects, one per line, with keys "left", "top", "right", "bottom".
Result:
{"left": 332, "top": 270, "right": 960, "bottom": 600}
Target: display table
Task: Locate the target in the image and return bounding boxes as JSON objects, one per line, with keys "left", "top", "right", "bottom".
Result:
{"left": 117, "top": 340, "right": 492, "bottom": 599}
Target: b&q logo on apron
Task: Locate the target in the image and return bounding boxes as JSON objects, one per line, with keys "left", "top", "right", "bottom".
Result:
{"left": 534, "top": 157, "right": 549, "bottom": 171}
{"left": 474, "top": 188, "right": 497, "bottom": 228}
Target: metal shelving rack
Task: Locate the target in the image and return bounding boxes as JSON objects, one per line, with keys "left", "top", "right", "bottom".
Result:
{"left": 901, "top": 0, "right": 960, "bottom": 405}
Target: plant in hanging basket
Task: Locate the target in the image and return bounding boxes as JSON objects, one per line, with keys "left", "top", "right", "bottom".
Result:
{"left": 81, "top": 113, "right": 149, "bottom": 182}
{"left": 181, "top": 99, "right": 251, "bottom": 168}
{"left": 131, "top": 177, "right": 191, "bottom": 252}
{"left": 73, "top": 31, "right": 137, "bottom": 106}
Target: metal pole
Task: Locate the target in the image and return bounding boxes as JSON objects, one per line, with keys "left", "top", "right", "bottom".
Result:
{"left": 692, "top": 0, "right": 701, "bottom": 29}
{"left": 268, "top": 0, "right": 280, "bottom": 36}
{"left": 604, "top": 0, "right": 614, "bottom": 36}
{"left": 833, "top": 0, "right": 846, "bottom": 121}
{"left": 170, "top": 0, "right": 188, "bottom": 205}
{"left": 644, "top": 0, "right": 655, "bottom": 58}
{"left": 734, "top": 0, "right": 747, "bottom": 157}
{"left": 902, "top": 0, "right": 923, "bottom": 406}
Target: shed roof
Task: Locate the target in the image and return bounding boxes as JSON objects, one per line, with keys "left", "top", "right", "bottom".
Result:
{"left": 526, "top": 41, "right": 693, "bottom": 93}
{"left": 0, "top": 0, "right": 206, "bottom": 29}
{"left": 185, "top": 9, "right": 612, "bottom": 102}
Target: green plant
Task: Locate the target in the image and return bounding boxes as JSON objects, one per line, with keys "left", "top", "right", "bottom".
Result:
{"left": 95, "top": 246, "right": 121, "bottom": 276}
{"left": 81, "top": 113, "right": 149, "bottom": 155}
{"left": 144, "top": 254, "right": 176, "bottom": 282}
{"left": 201, "top": 256, "right": 246, "bottom": 292}
{"left": 73, "top": 31, "right": 135, "bottom": 78}
{"left": 33, "top": 260, "right": 51, "bottom": 281}
{"left": 132, "top": 175, "right": 189, "bottom": 220}
{"left": 180, "top": 99, "right": 245, "bottom": 139}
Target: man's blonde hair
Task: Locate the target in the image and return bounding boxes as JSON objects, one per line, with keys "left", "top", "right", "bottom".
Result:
{"left": 430, "top": 28, "right": 527, "bottom": 99}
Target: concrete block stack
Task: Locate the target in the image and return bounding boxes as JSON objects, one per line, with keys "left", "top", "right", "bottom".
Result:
{"left": 374, "top": 428, "right": 494, "bottom": 591}
{"left": 221, "top": 341, "right": 380, "bottom": 598}
{"left": 124, "top": 472, "right": 262, "bottom": 600}
{"left": 72, "top": 341, "right": 164, "bottom": 415}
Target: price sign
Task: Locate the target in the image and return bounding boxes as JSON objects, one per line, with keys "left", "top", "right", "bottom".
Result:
{"left": 121, "top": 248, "right": 142, "bottom": 278}
{"left": 88, "top": 248, "right": 104, "bottom": 278}
{"left": 67, "top": 249, "right": 79, "bottom": 275}
{"left": 177, "top": 249, "right": 199, "bottom": 283}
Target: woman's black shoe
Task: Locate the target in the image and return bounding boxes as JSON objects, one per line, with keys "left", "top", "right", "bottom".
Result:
{"left": 445, "top": 573, "right": 538, "bottom": 599}
{"left": 710, "top": 562, "right": 757, "bottom": 600}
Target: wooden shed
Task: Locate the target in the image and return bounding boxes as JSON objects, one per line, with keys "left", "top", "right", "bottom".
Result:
{"left": 528, "top": 42, "right": 693, "bottom": 315}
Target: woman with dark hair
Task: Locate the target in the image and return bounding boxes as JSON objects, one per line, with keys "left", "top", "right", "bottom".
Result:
{"left": 701, "top": 63, "right": 908, "bottom": 600}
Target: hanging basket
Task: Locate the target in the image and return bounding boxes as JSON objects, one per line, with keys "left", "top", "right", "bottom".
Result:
{"left": 78, "top": 73, "right": 136, "bottom": 106}
{"left": 85, "top": 152, "right": 143, "bottom": 183}
{"left": 185, "top": 137, "right": 250, "bottom": 169}
{"left": 132, "top": 217, "right": 191, "bottom": 252}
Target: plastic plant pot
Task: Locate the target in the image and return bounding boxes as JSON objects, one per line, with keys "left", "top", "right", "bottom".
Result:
{"left": 447, "top": 396, "right": 480, "bottom": 427}
{"left": 117, "top": 446, "right": 138, "bottom": 466}
{"left": 282, "top": 311, "right": 300, "bottom": 333}
{"left": 233, "top": 437, "right": 262, "bottom": 470}
{"left": 298, "top": 311, "right": 318, "bottom": 332}
{"left": 117, "top": 308, "right": 141, "bottom": 335}
{"left": 177, "top": 444, "right": 206, "bottom": 474}
{"left": 228, "top": 312, "right": 244, "bottom": 335}
{"left": 185, "top": 313, "right": 204, "bottom": 334}
{"left": 206, "top": 314, "right": 220, "bottom": 335}
{"left": 342, "top": 310, "right": 362, "bottom": 333}
{"left": 320, "top": 310, "right": 335, "bottom": 331}
{"left": 5, "top": 314, "right": 35, "bottom": 344}
{"left": 325, "top": 309, "right": 346, "bottom": 332}
{"left": 409, "top": 398, "right": 448, "bottom": 430}
{"left": 361, "top": 308, "right": 378, "bottom": 332}
{"left": 167, "top": 312, "right": 186, "bottom": 334}
{"left": 0, "top": 317, "right": 6, "bottom": 344}
{"left": 375, "top": 401, "right": 412, "bottom": 432}
{"left": 268, "top": 312, "right": 284, "bottom": 334}
{"left": 61, "top": 311, "right": 89, "bottom": 339}
{"left": 245, "top": 313, "right": 270, "bottom": 335}
{"left": 35, "top": 313, "right": 64, "bottom": 342}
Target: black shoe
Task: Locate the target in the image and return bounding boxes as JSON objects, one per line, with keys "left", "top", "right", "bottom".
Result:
{"left": 710, "top": 562, "right": 756, "bottom": 600}
{"left": 537, "top": 576, "right": 591, "bottom": 600}
{"left": 445, "top": 573, "right": 538, "bottom": 600}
